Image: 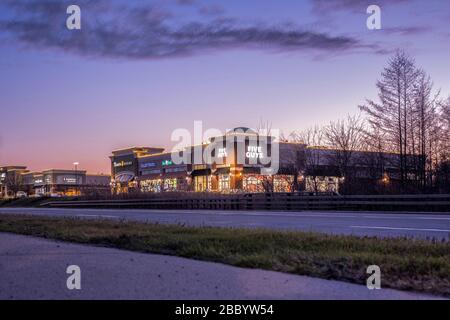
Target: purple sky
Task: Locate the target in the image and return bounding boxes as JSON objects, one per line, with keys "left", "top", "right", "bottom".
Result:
{"left": 0, "top": 0, "right": 449, "bottom": 174}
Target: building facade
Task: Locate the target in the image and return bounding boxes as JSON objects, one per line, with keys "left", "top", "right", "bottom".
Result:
{"left": 0, "top": 166, "right": 110, "bottom": 198}
{"left": 110, "top": 127, "right": 406, "bottom": 195}
{"left": 21, "top": 170, "right": 111, "bottom": 196}
{"left": 111, "top": 127, "right": 306, "bottom": 194}
{"left": 0, "top": 166, "right": 29, "bottom": 198}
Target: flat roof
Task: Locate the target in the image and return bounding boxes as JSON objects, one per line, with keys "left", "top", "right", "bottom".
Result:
{"left": 0, "top": 165, "right": 27, "bottom": 170}
{"left": 42, "top": 169, "right": 87, "bottom": 174}
{"left": 111, "top": 146, "right": 165, "bottom": 153}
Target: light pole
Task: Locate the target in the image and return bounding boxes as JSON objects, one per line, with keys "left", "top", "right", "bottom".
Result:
{"left": 73, "top": 162, "right": 79, "bottom": 196}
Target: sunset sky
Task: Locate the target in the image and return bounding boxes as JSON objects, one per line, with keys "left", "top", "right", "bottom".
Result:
{"left": 1, "top": 0, "right": 449, "bottom": 174}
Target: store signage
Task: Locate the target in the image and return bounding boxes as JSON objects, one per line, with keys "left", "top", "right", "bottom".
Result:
{"left": 113, "top": 160, "right": 133, "bottom": 168}
{"left": 162, "top": 160, "right": 173, "bottom": 166}
{"left": 141, "top": 162, "right": 156, "bottom": 169}
{"left": 34, "top": 179, "right": 43, "bottom": 184}
{"left": 63, "top": 177, "right": 77, "bottom": 183}
{"left": 217, "top": 148, "right": 227, "bottom": 158}
{"left": 246, "top": 146, "right": 264, "bottom": 159}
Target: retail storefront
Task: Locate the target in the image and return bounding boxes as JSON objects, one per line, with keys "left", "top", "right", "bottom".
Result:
{"left": 137, "top": 152, "right": 189, "bottom": 193}
{"left": 110, "top": 127, "right": 408, "bottom": 195}
{"left": 20, "top": 170, "right": 110, "bottom": 197}
{"left": 110, "top": 147, "right": 164, "bottom": 193}
{"left": 110, "top": 127, "right": 309, "bottom": 194}
{"left": 0, "top": 165, "right": 110, "bottom": 198}
{"left": 0, "top": 166, "right": 28, "bottom": 198}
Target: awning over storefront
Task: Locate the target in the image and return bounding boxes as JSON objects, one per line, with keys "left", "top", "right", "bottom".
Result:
{"left": 163, "top": 172, "right": 188, "bottom": 179}
{"left": 190, "top": 169, "right": 211, "bottom": 177}
{"left": 214, "top": 167, "right": 231, "bottom": 175}
{"left": 243, "top": 167, "right": 262, "bottom": 174}
{"left": 115, "top": 172, "right": 135, "bottom": 183}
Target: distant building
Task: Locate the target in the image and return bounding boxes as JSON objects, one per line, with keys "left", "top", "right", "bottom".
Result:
{"left": 0, "top": 166, "right": 29, "bottom": 198}
{"left": 0, "top": 166, "right": 110, "bottom": 198}
{"left": 110, "top": 127, "right": 410, "bottom": 195}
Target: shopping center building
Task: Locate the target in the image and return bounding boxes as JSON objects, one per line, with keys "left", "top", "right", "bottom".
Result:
{"left": 21, "top": 169, "right": 111, "bottom": 196}
{"left": 0, "top": 166, "right": 29, "bottom": 198}
{"left": 0, "top": 166, "right": 110, "bottom": 198}
{"left": 110, "top": 127, "right": 362, "bottom": 194}
{"left": 110, "top": 127, "right": 404, "bottom": 194}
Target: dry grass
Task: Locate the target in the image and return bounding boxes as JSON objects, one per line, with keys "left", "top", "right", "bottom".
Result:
{"left": 0, "top": 214, "right": 448, "bottom": 296}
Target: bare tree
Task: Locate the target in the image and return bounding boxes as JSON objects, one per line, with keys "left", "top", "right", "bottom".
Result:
{"left": 261, "top": 175, "right": 274, "bottom": 193}
{"left": 4, "top": 172, "right": 23, "bottom": 197}
{"left": 256, "top": 118, "right": 272, "bottom": 136}
{"left": 290, "top": 126, "right": 326, "bottom": 192}
{"left": 412, "top": 70, "right": 440, "bottom": 189}
{"left": 323, "top": 114, "right": 366, "bottom": 183}
{"left": 435, "top": 97, "right": 450, "bottom": 191}
{"left": 440, "top": 97, "right": 450, "bottom": 159}
{"left": 360, "top": 51, "right": 421, "bottom": 190}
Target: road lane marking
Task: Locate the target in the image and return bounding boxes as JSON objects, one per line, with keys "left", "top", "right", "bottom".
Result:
{"left": 350, "top": 225, "right": 450, "bottom": 232}
{"left": 361, "top": 215, "right": 450, "bottom": 220}
{"left": 75, "top": 214, "right": 119, "bottom": 218}
{"left": 2, "top": 208, "right": 450, "bottom": 221}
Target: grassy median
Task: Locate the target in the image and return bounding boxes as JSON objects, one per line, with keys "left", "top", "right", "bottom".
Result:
{"left": 0, "top": 214, "right": 449, "bottom": 297}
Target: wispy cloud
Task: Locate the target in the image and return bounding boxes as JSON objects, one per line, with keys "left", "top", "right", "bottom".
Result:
{"left": 383, "top": 26, "right": 431, "bottom": 36}
{"left": 311, "top": 0, "right": 411, "bottom": 13}
{"left": 0, "top": 0, "right": 383, "bottom": 60}
{"left": 175, "top": 0, "right": 196, "bottom": 6}
{"left": 199, "top": 4, "right": 225, "bottom": 17}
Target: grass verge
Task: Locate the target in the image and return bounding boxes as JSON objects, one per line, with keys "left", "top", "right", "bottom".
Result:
{"left": 0, "top": 214, "right": 449, "bottom": 296}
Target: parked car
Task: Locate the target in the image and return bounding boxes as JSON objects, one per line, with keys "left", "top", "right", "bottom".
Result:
{"left": 31, "top": 193, "right": 45, "bottom": 198}
{"left": 15, "top": 191, "right": 27, "bottom": 198}
{"left": 49, "top": 193, "right": 63, "bottom": 198}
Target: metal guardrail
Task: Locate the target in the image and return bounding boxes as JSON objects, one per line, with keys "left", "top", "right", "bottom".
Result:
{"left": 39, "top": 193, "right": 450, "bottom": 212}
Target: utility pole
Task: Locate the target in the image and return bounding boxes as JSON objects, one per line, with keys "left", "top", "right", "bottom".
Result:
{"left": 73, "top": 162, "right": 79, "bottom": 196}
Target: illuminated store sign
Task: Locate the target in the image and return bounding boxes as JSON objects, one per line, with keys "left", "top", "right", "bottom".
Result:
{"left": 34, "top": 179, "right": 43, "bottom": 184}
{"left": 246, "top": 146, "right": 264, "bottom": 159}
{"left": 63, "top": 177, "right": 77, "bottom": 183}
{"left": 113, "top": 160, "right": 133, "bottom": 168}
{"left": 141, "top": 162, "right": 156, "bottom": 169}
{"left": 217, "top": 148, "right": 227, "bottom": 158}
{"left": 162, "top": 160, "right": 173, "bottom": 166}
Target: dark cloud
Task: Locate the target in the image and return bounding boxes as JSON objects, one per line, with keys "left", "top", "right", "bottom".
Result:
{"left": 312, "top": 0, "right": 410, "bottom": 13}
{"left": 0, "top": 0, "right": 382, "bottom": 60}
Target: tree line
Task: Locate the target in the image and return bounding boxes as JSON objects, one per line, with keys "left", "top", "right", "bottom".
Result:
{"left": 287, "top": 51, "right": 450, "bottom": 194}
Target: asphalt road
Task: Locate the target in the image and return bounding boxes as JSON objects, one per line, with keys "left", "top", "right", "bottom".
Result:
{"left": 1, "top": 207, "right": 450, "bottom": 239}
{"left": 0, "top": 232, "right": 442, "bottom": 300}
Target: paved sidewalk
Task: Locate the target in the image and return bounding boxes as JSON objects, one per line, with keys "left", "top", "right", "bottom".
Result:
{"left": 0, "top": 232, "right": 443, "bottom": 300}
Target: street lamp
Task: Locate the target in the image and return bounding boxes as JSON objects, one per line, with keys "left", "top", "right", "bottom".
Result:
{"left": 73, "top": 162, "right": 79, "bottom": 196}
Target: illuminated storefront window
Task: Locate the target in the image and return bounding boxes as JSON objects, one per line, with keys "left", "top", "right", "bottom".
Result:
{"left": 273, "top": 176, "right": 293, "bottom": 192}
{"left": 164, "top": 178, "right": 177, "bottom": 191}
{"left": 194, "top": 176, "right": 210, "bottom": 192}
{"left": 64, "top": 188, "right": 80, "bottom": 196}
{"left": 305, "top": 176, "right": 339, "bottom": 193}
{"left": 140, "top": 179, "right": 163, "bottom": 192}
{"left": 218, "top": 174, "right": 230, "bottom": 191}
{"left": 35, "top": 187, "right": 45, "bottom": 195}
{"left": 243, "top": 175, "right": 264, "bottom": 193}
